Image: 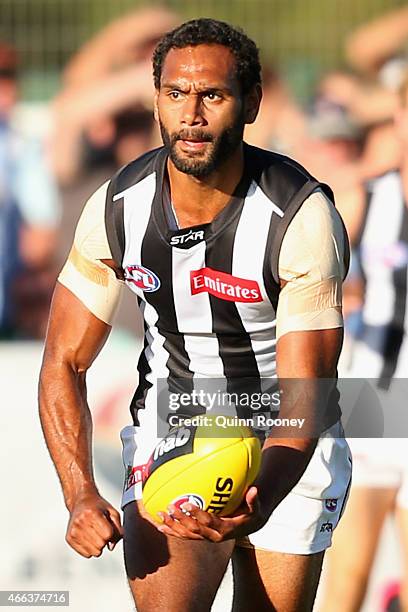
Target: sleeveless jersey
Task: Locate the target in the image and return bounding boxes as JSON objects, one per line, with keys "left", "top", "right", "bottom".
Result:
{"left": 104, "top": 143, "right": 344, "bottom": 426}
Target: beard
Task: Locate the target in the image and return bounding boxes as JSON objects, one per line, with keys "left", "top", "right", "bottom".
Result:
{"left": 159, "top": 114, "right": 245, "bottom": 178}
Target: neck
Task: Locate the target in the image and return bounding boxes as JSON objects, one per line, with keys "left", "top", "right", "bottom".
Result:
{"left": 167, "top": 144, "right": 245, "bottom": 228}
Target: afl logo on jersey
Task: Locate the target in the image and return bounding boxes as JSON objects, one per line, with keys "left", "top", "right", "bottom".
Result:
{"left": 124, "top": 265, "right": 161, "bottom": 292}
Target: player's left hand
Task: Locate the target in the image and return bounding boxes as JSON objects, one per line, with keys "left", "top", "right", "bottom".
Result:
{"left": 156, "top": 486, "right": 268, "bottom": 542}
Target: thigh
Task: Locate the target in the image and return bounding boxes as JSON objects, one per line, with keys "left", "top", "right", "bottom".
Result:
{"left": 320, "top": 486, "right": 396, "bottom": 612}
{"left": 123, "top": 501, "right": 234, "bottom": 612}
{"left": 232, "top": 545, "right": 324, "bottom": 612}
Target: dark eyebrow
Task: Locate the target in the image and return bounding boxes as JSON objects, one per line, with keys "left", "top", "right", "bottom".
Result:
{"left": 160, "top": 81, "right": 233, "bottom": 95}
{"left": 161, "top": 81, "right": 188, "bottom": 91}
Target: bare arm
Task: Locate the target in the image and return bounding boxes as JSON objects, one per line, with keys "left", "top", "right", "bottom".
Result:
{"left": 39, "top": 282, "right": 123, "bottom": 557}
{"left": 255, "top": 327, "right": 342, "bottom": 513}
{"left": 50, "top": 63, "right": 154, "bottom": 185}
{"left": 63, "top": 8, "right": 179, "bottom": 87}
{"left": 345, "top": 6, "right": 408, "bottom": 75}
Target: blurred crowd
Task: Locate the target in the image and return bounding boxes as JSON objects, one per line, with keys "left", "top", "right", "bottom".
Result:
{"left": 2, "top": 5, "right": 408, "bottom": 608}
{"left": 2, "top": 5, "right": 408, "bottom": 340}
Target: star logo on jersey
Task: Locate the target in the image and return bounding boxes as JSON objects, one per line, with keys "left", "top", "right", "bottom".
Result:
{"left": 190, "top": 267, "right": 262, "bottom": 303}
{"left": 124, "top": 265, "right": 161, "bottom": 292}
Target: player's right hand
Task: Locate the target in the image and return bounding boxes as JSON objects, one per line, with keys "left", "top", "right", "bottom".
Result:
{"left": 65, "top": 491, "right": 123, "bottom": 558}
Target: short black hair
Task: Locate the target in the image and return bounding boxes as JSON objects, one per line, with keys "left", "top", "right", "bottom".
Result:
{"left": 153, "top": 18, "right": 261, "bottom": 95}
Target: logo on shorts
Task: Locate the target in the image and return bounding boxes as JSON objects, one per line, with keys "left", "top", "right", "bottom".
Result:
{"left": 171, "top": 494, "right": 205, "bottom": 511}
{"left": 124, "top": 265, "right": 161, "bottom": 292}
{"left": 124, "top": 463, "right": 148, "bottom": 491}
{"left": 190, "top": 267, "right": 262, "bottom": 303}
{"left": 325, "top": 499, "right": 338, "bottom": 512}
{"left": 320, "top": 521, "right": 333, "bottom": 533}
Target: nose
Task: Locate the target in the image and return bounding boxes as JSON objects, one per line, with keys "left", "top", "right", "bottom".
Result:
{"left": 181, "top": 94, "right": 205, "bottom": 127}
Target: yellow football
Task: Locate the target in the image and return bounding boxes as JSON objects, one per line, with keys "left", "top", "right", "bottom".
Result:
{"left": 142, "top": 416, "right": 262, "bottom": 523}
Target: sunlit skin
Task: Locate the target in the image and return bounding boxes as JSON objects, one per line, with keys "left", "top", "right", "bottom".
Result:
{"left": 395, "top": 88, "right": 408, "bottom": 208}
{"left": 154, "top": 44, "right": 261, "bottom": 228}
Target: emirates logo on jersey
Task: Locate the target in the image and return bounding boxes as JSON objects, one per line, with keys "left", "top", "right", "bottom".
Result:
{"left": 124, "top": 265, "right": 161, "bottom": 292}
{"left": 190, "top": 267, "right": 262, "bottom": 303}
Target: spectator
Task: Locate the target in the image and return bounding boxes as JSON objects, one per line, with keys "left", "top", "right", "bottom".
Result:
{"left": 0, "top": 42, "right": 60, "bottom": 339}
{"left": 345, "top": 6, "right": 408, "bottom": 78}
{"left": 49, "top": 8, "right": 179, "bottom": 336}
{"left": 319, "top": 69, "right": 408, "bottom": 612}
{"left": 50, "top": 7, "right": 179, "bottom": 187}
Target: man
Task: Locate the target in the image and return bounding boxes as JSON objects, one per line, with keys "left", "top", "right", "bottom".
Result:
{"left": 320, "top": 72, "right": 408, "bottom": 612}
{"left": 39, "top": 19, "right": 351, "bottom": 612}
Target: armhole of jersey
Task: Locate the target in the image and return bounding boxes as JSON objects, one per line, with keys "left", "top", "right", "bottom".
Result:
{"left": 104, "top": 174, "right": 125, "bottom": 269}
{"left": 270, "top": 179, "right": 326, "bottom": 284}
{"left": 339, "top": 207, "right": 351, "bottom": 279}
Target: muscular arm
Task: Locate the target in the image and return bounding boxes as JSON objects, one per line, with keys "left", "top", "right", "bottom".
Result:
{"left": 39, "top": 283, "right": 111, "bottom": 510}
{"left": 39, "top": 284, "right": 124, "bottom": 557}
{"left": 39, "top": 184, "right": 124, "bottom": 557}
{"left": 256, "top": 190, "right": 347, "bottom": 513}
{"left": 255, "top": 327, "right": 342, "bottom": 514}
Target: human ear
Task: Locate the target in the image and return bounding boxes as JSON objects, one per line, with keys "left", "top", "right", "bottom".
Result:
{"left": 244, "top": 83, "right": 262, "bottom": 124}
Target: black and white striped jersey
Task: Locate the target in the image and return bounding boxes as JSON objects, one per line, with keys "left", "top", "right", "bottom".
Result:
{"left": 354, "top": 169, "right": 408, "bottom": 384}
{"left": 105, "top": 143, "right": 342, "bottom": 425}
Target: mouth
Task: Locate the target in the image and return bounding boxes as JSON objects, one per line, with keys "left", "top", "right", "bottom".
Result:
{"left": 178, "top": 139, "right": 210, "bottom": 152}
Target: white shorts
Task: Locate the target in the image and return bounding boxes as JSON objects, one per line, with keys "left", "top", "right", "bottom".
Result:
{"left": 348, "top": 438, "right": 408, "bottom": 508}
{"left": 120, "top": 420, "right": 352, "bottom": 555}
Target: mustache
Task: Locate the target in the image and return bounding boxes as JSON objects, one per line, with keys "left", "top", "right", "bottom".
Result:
{"left": 172, "top": 129, "right": 214, "bottom": 143}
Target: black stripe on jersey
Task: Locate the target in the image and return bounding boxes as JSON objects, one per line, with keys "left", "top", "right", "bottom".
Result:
{"left": 270, "top": 180, "right": 328, "bottom": 284}
{"left": 105, "top": 178, "right": 125, "bottom": 267}
{"left": 205, "top": 178, "right": 261, "bottom": 416}
{"left": 378, "top": 204, "right": 408, "bottom": 389}
{"left": 140, "top": 205, "right": 195, "bottom": 409}
{"left": 243, "top": 146, "right": 331, "bottom": 302}
{"left": 130, "top": 301, "right": 153, "bottom": 426}
{"left": 105, "top": 147, "right": 166, "bottom": 268}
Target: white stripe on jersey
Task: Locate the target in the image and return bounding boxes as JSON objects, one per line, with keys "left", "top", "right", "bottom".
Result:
{"left": 362, "top": 172, "right": 403, "bottom": 326}
{"left": 118, "top": 171, "right": 156, "bottom": 271}
{"left": 172, "top": 241, "right": 212, "bottom": 333}
{"left": 232, "top": 180, "right": 279, "bottom": 376}
{"left": 172, "top": 241, "right": 225, "bottom": 379}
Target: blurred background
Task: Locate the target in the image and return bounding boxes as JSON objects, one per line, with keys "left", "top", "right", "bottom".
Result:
{"left": 1, "top": 1, "right": 408, "bottom": 610}
{"left": 0, "top": 0, "right": 405, "bottom": 100}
